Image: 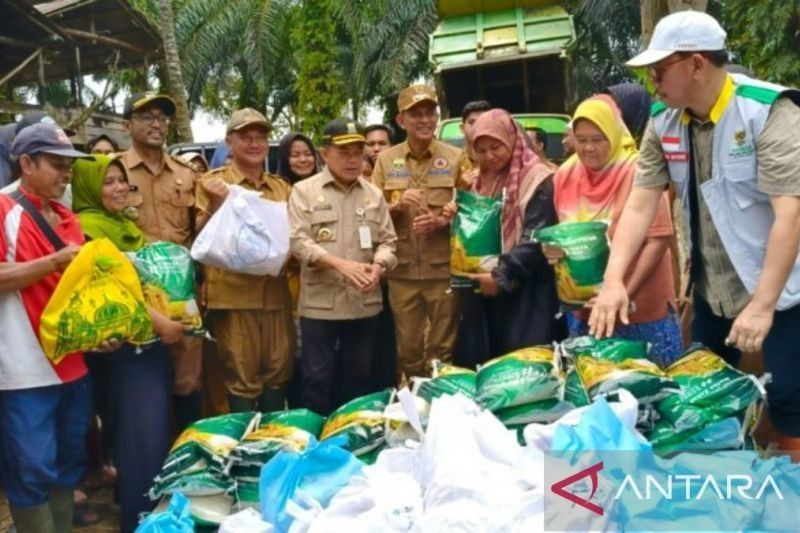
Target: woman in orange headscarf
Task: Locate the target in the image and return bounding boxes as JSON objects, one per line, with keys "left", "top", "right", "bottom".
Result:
{"left": 449, "top": 109, "right": 563, "bottom": 365}
{"left": 546, "top": 96, "right": 681, "bottom": 366}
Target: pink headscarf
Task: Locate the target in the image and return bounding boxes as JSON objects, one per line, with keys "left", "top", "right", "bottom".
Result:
{"left": 472, "top": 109, "right": 552, "bottom": 251}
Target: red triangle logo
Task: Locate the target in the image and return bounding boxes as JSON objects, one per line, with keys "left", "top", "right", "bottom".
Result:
{"left": 550, "top": 461, "right": 604, "bottom": 516}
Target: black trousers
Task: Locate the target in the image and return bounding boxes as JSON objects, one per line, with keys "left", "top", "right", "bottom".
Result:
{"left": 693, "top": 294, "right": 800, "bottom": 436}
{"left": 299, "top": 315, "right": 379, "bottom": 416}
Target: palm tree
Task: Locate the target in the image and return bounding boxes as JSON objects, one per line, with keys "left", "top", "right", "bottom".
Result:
{"left": 332, "top": 0, "right": 437, "bottom": 116}
{"left": 156, "top": 0, "right": 194, "bottom": 141}
{"left": 130, "top": 0, "right": 438, "bottom": 129}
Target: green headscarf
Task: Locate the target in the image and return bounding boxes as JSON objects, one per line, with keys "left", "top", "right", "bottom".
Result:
{"left": 72, "top": 154, "right": 146, "bottom": 251}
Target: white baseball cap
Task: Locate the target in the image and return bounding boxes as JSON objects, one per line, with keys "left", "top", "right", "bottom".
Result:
{"left": 627, "top": 11, "right": 726, "bottom": 68}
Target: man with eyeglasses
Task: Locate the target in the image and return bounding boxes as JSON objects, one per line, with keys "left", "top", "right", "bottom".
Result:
{"left": 120, "top": 92, "right": 203, "bottom": 431}
{"left": 589, "top": 11, "right": 800, "bottom": 459}
{"left": 372, "top": 85, "right": 464, "bottom": 381}
{"left": 195, "top": 108, "right": 295, "bottom": 413}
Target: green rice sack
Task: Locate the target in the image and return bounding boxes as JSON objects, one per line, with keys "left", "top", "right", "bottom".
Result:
{"left": 534, "top": 221, "right": 610, "bottom": 306}
{"left": 235, "top": 480, "right": 260, "bottom": 507}
{"left": 450, "top": 189, "right": 503, "bottom": 288}
{"left": 417, "top": 362, "right": 477, "bottom": 403}
{"left": 127, "top": 241, "right": 203, "bottom": 333}
{"left": 476, "top": 346, "right": 561, "bottom": 411}
{"left": 564, "top": 368, "right": 591, "bottom": 408}
{"left": 561, "top": 336, "right": 650, "bottom": 362}
{"left": 231, "top": 409, "right": 324, "bottom": 465}
{"left": 575, "top": 354, "right": 677, "bottom": 404}
{"left": 150, "top": 470, "right": 235, "bottom": 500}
{"left": 320, "top": 389, "right": 392, "bottom": 459}
{"left": 650, "top": 346, "right": 762, "bottom": 441}
{"left": 157, "top": 412, "right": 258, "bottom": 480}
{"left": 494, "top": 398, "right": 574, "bottom": 425}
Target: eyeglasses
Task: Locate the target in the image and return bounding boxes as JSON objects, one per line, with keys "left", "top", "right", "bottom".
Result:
{"left": 648, "top": 54, "right": 691, "bottom": 82}
{"left": 132, "top": 113, "right": 171, "bottom": 126}
{"left": 234, "top": 134, "right": 269, "bottom": 146}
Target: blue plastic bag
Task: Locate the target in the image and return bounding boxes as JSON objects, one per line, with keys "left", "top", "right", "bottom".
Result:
{"left": 259, "top": 436, "right": 363, "bottom": 533}
{"left": 135, "top": 492, "right": 194, "bottom": 532}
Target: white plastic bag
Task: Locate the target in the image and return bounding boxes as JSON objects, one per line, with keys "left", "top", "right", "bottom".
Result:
{"left": 220, "top": 508, "right": 274, "bottom": 533}
{"left": 306, "top": 469, "right": 423, "bottom": 533}
{"left": 522, "top": 388, "right": 642, "bottom": 451}
{"left": 191, "top": 184, "right": 289, "bottom": 276}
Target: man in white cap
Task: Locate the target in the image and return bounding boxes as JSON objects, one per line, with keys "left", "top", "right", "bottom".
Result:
{"left": 589, "top": 11, "right": 800, "bottom": 459}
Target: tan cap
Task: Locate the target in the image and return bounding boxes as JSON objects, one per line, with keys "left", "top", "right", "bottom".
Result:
{"left": 226, "top": 108, "right": 272, "bottom": 134}
{"left": 398, "top": 84, "right": 438, "bottom": 112}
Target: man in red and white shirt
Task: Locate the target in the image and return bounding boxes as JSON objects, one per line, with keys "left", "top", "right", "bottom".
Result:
{"left": 0, "top": 123, "right": 115, "bottom": 531}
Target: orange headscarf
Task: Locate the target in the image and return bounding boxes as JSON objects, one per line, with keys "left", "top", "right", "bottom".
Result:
{"left": 553, "top": 96, "right": 638, "bottom": 225}
{"left": 472, "top": 109, "right": 553, "bottom": 251}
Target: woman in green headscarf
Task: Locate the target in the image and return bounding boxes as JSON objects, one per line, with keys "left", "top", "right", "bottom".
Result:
{"left": 72, "top": 154, "right": 145, "bottom": 251}
{"left": 71, "top": 154, "right": 181, "bottom": 532}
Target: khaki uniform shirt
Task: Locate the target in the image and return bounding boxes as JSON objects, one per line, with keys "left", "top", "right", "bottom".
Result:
{"left": 371, "top": 139, "right": 464, "bottom": 281}
{"left": 635, "top": 97, "right": 800, "bottom": 317}
{"left": 458, "top": 148, "right": 475, "bottom": 175}
{"left": 289, "top": 168, "right": 397, "bottom": 320}
{"left": 195, "top": 165, "right": 293, "bottom": 311}
{"left": 120, "top": 149, "right": 197, "bottom": 247}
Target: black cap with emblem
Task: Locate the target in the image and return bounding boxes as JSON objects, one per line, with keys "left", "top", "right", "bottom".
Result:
{"left": 321, "top": 118, "right": 366, "bottom": 146}
{"left": 123, "top": 92, "right": 177, "bottom": 119}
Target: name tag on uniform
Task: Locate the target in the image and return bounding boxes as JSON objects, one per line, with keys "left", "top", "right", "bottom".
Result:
{"left": 359, "top": 225, "right": 372, "bottom": 250}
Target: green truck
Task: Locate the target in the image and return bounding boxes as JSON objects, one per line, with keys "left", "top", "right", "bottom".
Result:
{"left": 430, "top": 0, "right": 576, "bottom": 161}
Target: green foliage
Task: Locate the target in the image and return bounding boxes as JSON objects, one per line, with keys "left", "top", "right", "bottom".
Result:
{"left": 331, "top": 0, "right": 437, "bottom": 105}
{"left": 563, "top": 0, "right": 643, "bottom": 104}
{"left": 292, "top": 0, "right": 347, "bottom": 140}
{"left": 723, "top": 0, "right": 800, "bottom": 87}
{"left": 127, "top": 0, "right": 436, "bottom": 130}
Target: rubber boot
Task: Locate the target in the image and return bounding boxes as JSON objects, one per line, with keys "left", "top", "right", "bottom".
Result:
{"left": 173, "top": 391, "right": 203, "bottom": 432}
{"left": 258, "top": 387, "right": 286, "bottom": 412}
{"left": 49, "top": 487, "right": 74, "bottom": 533}
{"left": 226, "top": 393, "right": 257, "bottom": 413}
{"left": 9, "top": 503, "right": 56, "bottom": 533}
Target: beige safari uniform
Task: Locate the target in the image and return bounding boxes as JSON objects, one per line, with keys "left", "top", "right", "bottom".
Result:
{"left": 195, "top": 165, "right": 296, "bottom": 398}
{"left": 289, "top": 168, "right": 397, "bottom": 320}
{"left": 120, "top": 148, "right": 203, "bottom": 396}
{"left": 371, "top": 139, "right": 463, "bottom": 378}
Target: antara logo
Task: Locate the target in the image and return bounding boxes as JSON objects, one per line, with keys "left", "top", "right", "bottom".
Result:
{"left": 550, "top": 461, "right": 604, "bottom": 516}
{"left": 550, "top": 463, "right": 785, "bottom": 517}
{"left": 614, "top": 474, "right": 784, "bottom": 501}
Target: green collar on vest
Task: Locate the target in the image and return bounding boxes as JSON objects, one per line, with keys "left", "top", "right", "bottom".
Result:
{"left": 650, "top": 100, "right": 668, "bottom": 118}
{"left": 736, "top": 83, "right": 780, "bottom": 105}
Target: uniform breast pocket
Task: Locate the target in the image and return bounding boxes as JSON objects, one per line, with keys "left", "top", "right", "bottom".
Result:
{"left": 383, "top": 180, "right": 408, "bottom": 205}
{"left": 310, "top": 209, "right": 339, "bottom": 244}
{"left": 426, "top": 184, "right": 454, "bottom": 216}
{"left": 170, "top": 184, "right": 196, "bottom": 208}
{"left": 724, "top": 157, "right": 760, "bottom": 210}
{"left": 126, "top": 189, "right": 146, "bottom": 227}
{"left": 162, "top": 185, "right": 194, "bottom": 232}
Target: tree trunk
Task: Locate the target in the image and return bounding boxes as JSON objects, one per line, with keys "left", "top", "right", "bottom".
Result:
{"left": 666, "top": 0, "right": 708, "bottom": 12}
{"left": 641, "top": 0, "right": 708, "bottom": 47}
{"left": 157, "top": 0, "right": 193, "bottom": 142}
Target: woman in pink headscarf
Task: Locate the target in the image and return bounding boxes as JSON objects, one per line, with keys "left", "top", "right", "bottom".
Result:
{"left": 447, "top": 109, "right": 563, "bottom": 365}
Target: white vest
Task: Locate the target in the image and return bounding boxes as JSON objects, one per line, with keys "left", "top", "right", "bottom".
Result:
{"left": 652, "top": 74, "right": 800, "bottom": 310}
